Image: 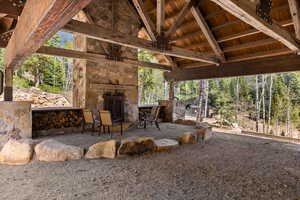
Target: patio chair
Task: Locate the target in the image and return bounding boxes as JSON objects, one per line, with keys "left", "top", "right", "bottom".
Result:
{"left": 143, "top": 105, "right": 161, "bottom": 130}
{"left": 99, "top": 110, "right": 123, "bottom": 138}
{"left": 82, "top": 109, "right": 96, "bottom": 134}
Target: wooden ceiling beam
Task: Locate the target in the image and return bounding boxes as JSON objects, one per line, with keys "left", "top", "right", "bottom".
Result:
{"left": 209, "top": 0, "right": 299, "bottom": 51}
{"left": 191, "top": 5, "right": 225, "bottom": 62}
{"left": 4, "top": 0, "right": 92, "bottom": 70}
{"left": 288, "top": 0, "right": 300, "bottom": 40}
{"left": 63, "top": 20, "right": 219, "bottom": 65}
{"left": 37, "top": 46, "right": 172, "bottom": 71}
{"left": 157, "top": 0, "right": 165, "bottom": 35}
{"left": 223, "top": 38, "right": 277, "bottom": 53}
{"left": 165, "top": 0, "right": 194, "bottom": 37}
{"left": 164, "top": 53, "right": 299, "bottom": 81}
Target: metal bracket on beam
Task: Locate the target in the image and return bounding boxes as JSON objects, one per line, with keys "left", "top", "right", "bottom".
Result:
{"left": 256, "top": 0, "right": 273, "bottom": 25}
{"left": 153, "top": 33, "right": 172, "bottom": 52}
{"left": 106, "top": 44, "right": 123, "bottom": 61}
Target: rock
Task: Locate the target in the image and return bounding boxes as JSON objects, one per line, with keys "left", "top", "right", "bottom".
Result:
{"left": 195, "top": 127, "right": 213, "bottom": 142}
{"left": 118, "top": 137, "right": 155, "bottom": 155}
{"left": 154, "top": 139, "right": 179, "bottom": 151}
{"left": 178, "top": 132, "right": 197, "bottom": 145}
{"left": 85, "top": 140, "right": 117, "bottom": 159}
{"left": 0, "top": 139, "right": 35, "bottom": 165}
{"left": 233, "top": 127, "right": 242, "bottom": 134}
{"left": 35, "top": 139, "right": 84, "bottom": 162}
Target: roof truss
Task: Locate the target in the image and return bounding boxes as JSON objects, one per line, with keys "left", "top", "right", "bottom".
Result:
{"left": 209, "top": 0, "right": 300, "bottom": 52}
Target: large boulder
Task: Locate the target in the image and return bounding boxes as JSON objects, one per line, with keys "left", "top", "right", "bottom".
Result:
{"left": 154, "top": 139, "right": 179, "bottom": 151}
{"left": 0, "top": 139, "right": 35, "bottom": 165}
{"left": 85, "top": 140, "right": 117, "bottom": 159}
{"left": 178, "top": 132, "right": 197, "bottom": 145}
{"left": 35, "top": 139, "right": 84, "bottom": 162}
{"left": 118, "top": 137, "right": 155, "bottom": 156}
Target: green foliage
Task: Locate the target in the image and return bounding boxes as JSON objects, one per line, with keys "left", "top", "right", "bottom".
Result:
{"left": 12, "top": 33, "right": 72, "bottom": 93}
{"left": 138, "top": 50, "right": 166, "bottom": 104}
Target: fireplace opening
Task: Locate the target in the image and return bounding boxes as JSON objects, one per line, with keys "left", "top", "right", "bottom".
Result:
{"left": 103, "top": 92, "right": 125, "bottom": 122}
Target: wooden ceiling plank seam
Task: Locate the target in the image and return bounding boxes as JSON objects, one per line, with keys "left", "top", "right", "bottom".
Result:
{"left": 179, "top": 48, "right": 292, "bottom": 69}
{"left": 209, "top": 0, "right": 299, "bottom": 52}
{"left": 217, "top": 19, "right": 293, "bottom": 43}
{"left": 288, "top": 0, "right": 300, "bottom": 40}
{"left": 191, "top": 5, "right": 225, "bottom": 62}
{"left": 63, "top": 19, "right": 219, "bottom": 65}
{"left": 165, "top": 0, "right": 195, "bottom": 38}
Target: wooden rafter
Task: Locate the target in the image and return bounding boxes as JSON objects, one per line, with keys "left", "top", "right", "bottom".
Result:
{"left": 132, "top": 0, "right": 157, "bottom": 41}
{"left": 63, "top": 20, "right": 219, "bottom": 64}
{"left": 191, "top": 5, "right": 225, "bottom": 62}
{"left": 209, "top": 0, "right": 299, "bottom": 51}
{"left": 157, "top": 0, "right": 165, "bottom": 35}
{"left": 131, "top": 0, "right": 178, "bottom": 68}
{"left": 165, "top": 0, "right": 194, "bottom": 37}
{"left": 4, "top": 0, "right": 91, "bottom": 69}
{"left": 288, "top": 0, "right": 300, "bottom": 40}
{"left": 165, "top": 53, "right": 298, "bottom": 81}
{"left": 37, "top": 46, "right": 172, "bottom": 71}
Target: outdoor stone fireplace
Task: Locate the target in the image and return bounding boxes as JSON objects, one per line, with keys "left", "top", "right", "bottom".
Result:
{"left": 72, "top": 1, "right": 140, "bottom": 123}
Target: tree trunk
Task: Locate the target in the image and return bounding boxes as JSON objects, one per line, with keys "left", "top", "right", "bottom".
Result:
{"left": 204, "top": 80, "right": 209, "bottom": 118}
{"left": 235, "top": 77, "right": 239, "bottom": 121}
{"left": 262, "top": 75, "right": 266, "bottom": 133}
{"left": 196, "top": 80, "right": 204, "bottom": 121}
{"left": 267, "top": 75, "right": 273, "bottom": 134}
{"left": 255, "top": 75, "right": 260, "bottom": 132}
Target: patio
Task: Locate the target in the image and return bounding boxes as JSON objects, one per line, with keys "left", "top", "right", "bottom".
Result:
{"left": 1, "top": 125, "right": 300, "bottom": 200}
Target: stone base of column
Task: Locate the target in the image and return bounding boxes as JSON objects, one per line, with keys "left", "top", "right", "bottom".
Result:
{"left": 4, "top": 86, "right": 13, "bottom": 101}
{"left": 0, "top": 101, "right": 32, "bottom": 138}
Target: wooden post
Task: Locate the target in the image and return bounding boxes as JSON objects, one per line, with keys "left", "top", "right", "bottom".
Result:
{"left": 4, "top": 68, "right": 13, "bottom": 101}
{"left": 169, "top": 81, "right": 175, "bottom": 100}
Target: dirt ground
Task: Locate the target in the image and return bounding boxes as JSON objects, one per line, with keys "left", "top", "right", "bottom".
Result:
{"left": 1, "top": 123, "right": 300, "bottom": 200}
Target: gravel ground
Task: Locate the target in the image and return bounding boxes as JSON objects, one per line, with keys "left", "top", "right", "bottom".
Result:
{"left": 1, "top": 123, "right": 300, "bottom": 200}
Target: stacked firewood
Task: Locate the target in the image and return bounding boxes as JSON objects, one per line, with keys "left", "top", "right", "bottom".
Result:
{"left": 32, "top": 109, "right": 83, "bottom": 131}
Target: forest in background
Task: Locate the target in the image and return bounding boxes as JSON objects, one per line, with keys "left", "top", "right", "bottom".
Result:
{"left": 0, "top": 32, "right": 73, "bottom": 93}
{"left": 138, "top": 51, "right": 300, "bottom": 139}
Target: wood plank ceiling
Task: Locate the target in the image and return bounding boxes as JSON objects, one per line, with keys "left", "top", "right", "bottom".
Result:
{"left": 140, "top": 0, "right": 298, "bottom": 69}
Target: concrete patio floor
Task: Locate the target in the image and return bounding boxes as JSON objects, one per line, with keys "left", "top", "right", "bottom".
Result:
{"left": 1, "top": 123, "right": 300, "bottom": 200}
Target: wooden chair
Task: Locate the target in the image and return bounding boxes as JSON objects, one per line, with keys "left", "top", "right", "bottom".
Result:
{"left": 99, "top": 110, "right": 123, "bottom": 138}
{"left": 82, "top": 109, "right": 96, "bottom": 133}
{"left": 143, "top": 106, "right": 161, "bottom": 130}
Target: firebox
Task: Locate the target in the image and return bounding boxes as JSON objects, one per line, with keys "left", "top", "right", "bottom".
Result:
{"left": 103, "top": 93, "right": 125, "bottom": 122}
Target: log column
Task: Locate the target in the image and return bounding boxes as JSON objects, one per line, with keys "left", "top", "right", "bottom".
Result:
{"left": 4, "top": 68, "right": 13, "bottom": 101}
{"left": 169, "top": 81, "right": 175, "bottom": 100}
